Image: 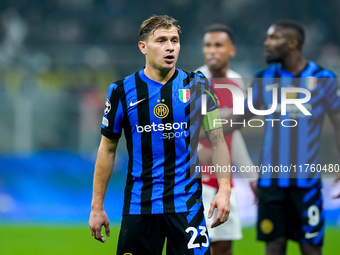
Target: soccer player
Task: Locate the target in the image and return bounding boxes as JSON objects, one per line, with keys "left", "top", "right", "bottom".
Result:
{"left": 196, "top": 24, "right": 257, "bottom": 255}
{"left": 222, "top": 20, "right": 340, "bottom": 255}
{"left": 334, "top": 172, "right": 340, "bottom": 198}
{"left": 89, "top": 15, "right": 232, "bottom": 255}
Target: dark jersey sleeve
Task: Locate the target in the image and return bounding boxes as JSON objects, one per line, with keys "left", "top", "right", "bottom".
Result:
{"left": 322, "top": 73, "right": 340, "bottom": 114}
{"left": 101, "top": 83, "right": 124, "bottom": 139}
{"left": 195, "top": 71, "right": 219, "bottom": 112}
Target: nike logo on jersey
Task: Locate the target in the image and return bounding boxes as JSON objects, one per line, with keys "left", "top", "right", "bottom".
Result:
{"left": 305, "top": 232, "right": 319, "bottom": 239}
{"left": 130, "top": 98, "right": 146, "bottom": 107}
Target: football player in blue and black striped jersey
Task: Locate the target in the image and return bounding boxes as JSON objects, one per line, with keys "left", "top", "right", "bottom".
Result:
{"left": 223, "top": 20, "right": 340, "bottom": 255}
{"left": 89, "top": 15, "right": 232, "bottom": 255}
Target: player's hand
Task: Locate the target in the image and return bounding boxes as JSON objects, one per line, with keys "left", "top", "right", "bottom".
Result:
{"left": 89, "top": 209, "right": 110, "bottom": 243}
{"left": 208, "top": 188, "right": 230, "bottom": 228}
{"left": 332, "top": 172, "right": 340, "bottom": 199}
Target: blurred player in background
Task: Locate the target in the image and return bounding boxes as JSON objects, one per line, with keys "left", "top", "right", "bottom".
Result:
{"left": 334, "top": 172, "right": 340, "bottom": 198}
{"left": 196, "top": 24, "right": 257, "bottom": 255}
{"left": 89, "top": 15, "right": 232, "bottom": 255}
{"left": 222, "top": 20, "right": 340, "bottom": 255}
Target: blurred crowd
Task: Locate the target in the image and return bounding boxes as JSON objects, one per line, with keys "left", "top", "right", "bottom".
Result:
{"left": 1, "top": 0, "right": 340, "bottom": 75}
{"left": 0, "top": 0, "right": 340, "bottom": 152}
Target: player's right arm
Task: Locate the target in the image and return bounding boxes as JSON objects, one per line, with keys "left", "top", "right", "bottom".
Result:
{"left": 324, "top": 74, "right": 340, "bottom": 199}
{"left": 334, "top": 172, "right": 340, "bottom": 199}
{"left": 329, "top": 111, "right": 340, "bottom": 198}
{"left": 89, "top": 135, "right": 119, "bottom": 242}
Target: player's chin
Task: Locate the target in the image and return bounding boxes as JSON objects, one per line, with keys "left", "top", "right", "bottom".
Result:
{"left": 265, "top": 57, "right": 278, "bottom": 64}
{"left": 264, "top": 52, "right": 277, "bottom": 63}
{"left": 163, "top": 61, "right": 176, "bottom": 70}
{"left": 207, "top": 64, "right": 221, "bottom": 71}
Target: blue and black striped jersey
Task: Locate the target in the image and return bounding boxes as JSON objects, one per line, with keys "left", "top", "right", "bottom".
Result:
{"left": 101, "top": 68, "right": 217, "bottom": 215}
{"left": 247, "top": 61, "right": 340, "bottom": 188}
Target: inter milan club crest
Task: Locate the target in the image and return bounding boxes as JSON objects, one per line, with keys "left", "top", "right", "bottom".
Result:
{"left": 179, "top": 89, "right": 190, "bottom": 103}
{"left": 154, "top": 99, "right": 169, "bottom": 119}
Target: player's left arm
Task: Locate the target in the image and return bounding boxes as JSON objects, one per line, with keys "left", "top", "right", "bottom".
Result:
{"left": 329, "top": 111, "right": 340, "bottom": 198}
{"left": 204, "top": 109, "right": 231, "bottom": 228}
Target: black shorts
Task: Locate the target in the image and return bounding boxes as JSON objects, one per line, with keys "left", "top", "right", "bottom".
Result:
{"left": 257, "top": 186, "right": 324, "bottom": 246}
{"left": 117, "top": 211, "right": 211, "bottom": 255}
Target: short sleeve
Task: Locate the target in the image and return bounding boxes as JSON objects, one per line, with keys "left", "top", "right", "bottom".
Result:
{"left": 195, "top": 71, "right": 219, "bottom": 112}
{"left": 101, "top": 83, "right": 124, "bottom": 139}
{"left": 323, "top": 76, "right": 340, "bottom": 114}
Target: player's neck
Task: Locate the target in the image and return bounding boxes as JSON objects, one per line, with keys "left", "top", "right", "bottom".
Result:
{"left": 144, "top": 66, "right": 176, "bottom": 84}
{"left": 281, "top": 53, "right": 307, "bottom": 76}
{"left": 209, "top": 65, "right": 229, "bottom": 79}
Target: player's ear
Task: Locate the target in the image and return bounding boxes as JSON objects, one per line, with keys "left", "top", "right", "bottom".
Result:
{"left": 288, "top": 38, "right": 298, "bottom": 50}
{"left": 138, "top": 41, "right": 147, "bottom": 55}
{"left": 229, "top": 45, "right": 236, "bottom": 57}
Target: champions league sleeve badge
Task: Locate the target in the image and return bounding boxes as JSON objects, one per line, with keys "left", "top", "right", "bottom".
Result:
{"left": 104, "top": 99, "right": 111, "bottom": 114}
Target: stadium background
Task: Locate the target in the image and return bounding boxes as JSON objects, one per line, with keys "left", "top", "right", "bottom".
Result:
{"left": 0, "top": 0, "right": 340, "bottom": 254}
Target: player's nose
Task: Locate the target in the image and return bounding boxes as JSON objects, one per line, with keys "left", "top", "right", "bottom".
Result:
{"left": 263, "top": 38, "right": 270, "bottom": 47}
{"left": 165, "top": 41, "right": 174, "bottom": 51}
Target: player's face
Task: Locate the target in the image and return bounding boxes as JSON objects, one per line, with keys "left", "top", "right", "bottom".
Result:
{"left": 139, "top": 26, "right": 180, "bottom": 73}
{"left": 203, "top": 32, "right": 235, "bottom": 71}
{"left": 264, "top": 25, "right": 290, "bottom": 63}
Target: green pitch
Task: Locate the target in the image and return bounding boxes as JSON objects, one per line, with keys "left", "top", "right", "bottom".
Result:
{"left": 0, "top": 225, "right": 338, "bottom": 254}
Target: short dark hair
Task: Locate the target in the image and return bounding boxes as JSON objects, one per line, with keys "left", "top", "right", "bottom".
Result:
{"left": 204, "top": 23, "right": 235, "bottom": 44}
{"left": 139, "top": 15, "right": 181, "bottom": 41}
{"left": 273, "top": 20, "right": 305, "bottom": 49}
